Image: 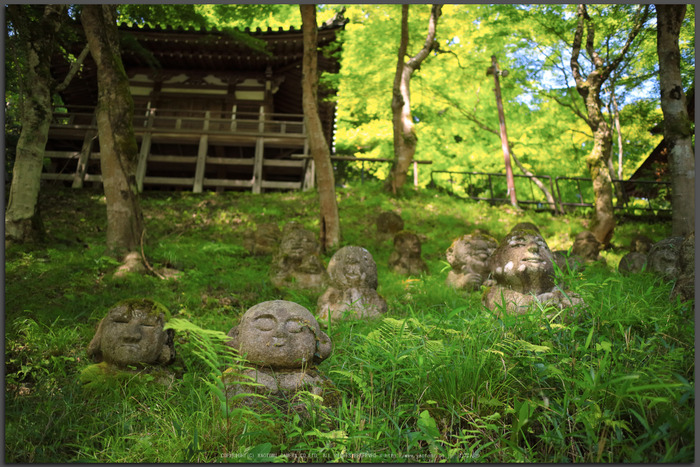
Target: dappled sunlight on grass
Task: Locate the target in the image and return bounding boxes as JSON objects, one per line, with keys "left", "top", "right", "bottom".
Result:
{"left": 5, "top": 182, "right": 691, "bottom": 463}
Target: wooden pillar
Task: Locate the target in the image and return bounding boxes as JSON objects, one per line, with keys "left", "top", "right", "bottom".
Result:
{"left": 193, "top": 110, "right": 210, "bottom": 193}
{"left": 72, "top": 126, "right": 97, "bottom": 189}
{"left": 302, "top": 138, "right": 314, "bottom": 191}
{"left": 413, "top": 160, "right": 418, "bottom": 187}
{"left": 136, "top": 106, "right": 155, "bottom": 192}
{"left": 229, "top": 104, "right": 237, "bottom": 132}
{"left": 252, "top": 137, "right": 264, "bottom": 194}
{"left": 258, "top": 105, "right": 265, "bottom": 133}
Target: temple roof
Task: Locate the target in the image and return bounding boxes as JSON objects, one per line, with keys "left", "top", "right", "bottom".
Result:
{"left": 53, "top": 14, "right": 347, "bottom": 108}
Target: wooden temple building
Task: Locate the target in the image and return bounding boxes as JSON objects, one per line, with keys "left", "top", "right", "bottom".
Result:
{"left": 45, "top": 15, "right": 347, "bottom": 193}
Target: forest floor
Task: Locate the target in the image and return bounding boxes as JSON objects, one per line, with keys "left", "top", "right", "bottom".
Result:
{"left": 5, "top": 181, "right": 693, "bottom": 463}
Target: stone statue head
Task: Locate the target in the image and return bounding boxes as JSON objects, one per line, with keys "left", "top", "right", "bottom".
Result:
{"left": 618, "top": 252, "right": 648, "bottom": 275}
{"left": 629, "top": 234, "right": 654, "bottom": 254}
{"left": 572, "top": 230, "right": 602, "bottom": 261}
{"left": 327, "top": 246, "right": 378, "bottom": 289}
{"left": 253, "top": 223, "right": 281, "bottom": 256}
{"left": 446, "top": 233, "right": 498, "bottom": 276}
{"left": 489, "top": 229, "right": 555, "bottom": 294}
{"left": 509, "top": 222, "right": 540, "bottom": 234}
{"left": 648, "top": 236, "right": 684, "bottom": 279}
{"left": 393, "top": 231, "right": 422, "bottom": 258}
{"left": 376, "top": 211, "right": 404, "bottom": 235}
{"left": 279, "top": 222, "right": 320, "bottom": 260}
{"left": 227, "top": 300, "right": 332, "bottom": 370}
{"left": 87, "top": 299, "right": 175, "bottom": 368}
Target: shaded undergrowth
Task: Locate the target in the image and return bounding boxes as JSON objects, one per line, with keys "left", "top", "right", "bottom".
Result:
{"left": 5, "top": 182, "right": 691, "bottom": 463}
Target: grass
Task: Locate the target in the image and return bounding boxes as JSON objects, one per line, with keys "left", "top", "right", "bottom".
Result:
{"left": 5, "top": 181, "right": 693, "bottom": 463}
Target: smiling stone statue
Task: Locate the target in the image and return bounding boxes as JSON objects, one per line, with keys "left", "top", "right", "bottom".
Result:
{"left": 225, "top": 301, "right": 337, "bottom": 411}
{"left": 483, "top": 229, "right": 584, "bottom": 316}
{"left": 317, "top": 246, "right": 388, "bottom": 324}
{"left": 445, "top": 233, "right": 498, "bottom": 291}
{"left": 270, "top": 222, "right": 328, "bottom": 291}
{"left": 87, "top": 298, "right": 175, "bottom": 368}
{"left": 81, "top": 299, "right": 176, "bottom": 387}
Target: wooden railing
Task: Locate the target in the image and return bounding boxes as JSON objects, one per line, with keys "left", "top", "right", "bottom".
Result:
{"left": 50, "top": 104, "right": 306, "bottom": 138}
{"left": 45, "top": 104, "right": 311, "bottom": 193}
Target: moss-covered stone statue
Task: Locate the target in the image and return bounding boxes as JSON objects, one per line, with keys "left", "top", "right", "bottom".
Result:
{"left": 317, "top": 246, "right": 388, "bottom": 324}
{"left": 81, "top": 298, "right": 175, "bottom": 386}
{"left": 376, "top": 210, "right": 404, "bottom": 242}
{"left": 269, "top": 222, "right": 328, "bottom": 291}
{"left": 445, "top": 233, "right": 498, "bottom": 291}
{"left": 483, "top": 229, "right": 584, "bottom": 316}
{"left": 648, "top": 236, "right": 684, "bottom": 280}
{"left": 245, "top": 222, "right": 281, "bottom": 256}
{"left": 670, "top": 232, "right": 695, "bottom": 303}
{"left": 225, "top": 301, "right": 338, "bottom": 412}
{"left": 388, "top": 231, "right": 429, "bottom": 276}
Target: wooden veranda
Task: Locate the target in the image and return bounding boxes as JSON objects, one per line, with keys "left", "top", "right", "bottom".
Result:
{"left": 44, "top": 14, "right": 347, "bottom": 193}
{"left": 45, "top": 104, "right": 315, "bottom": 193}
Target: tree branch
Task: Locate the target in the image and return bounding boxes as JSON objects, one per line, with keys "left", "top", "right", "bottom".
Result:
{"left": 601, "top": 4, "right": 650, "bottom": 83}
{"left": 55, "top": 44, "right": 90, "bottom": 93}
{"left": 570, "top": 4, "right": 586, "bottom": 87}
{"left": 405, "top": 4, "right": 442, "bottom": 72}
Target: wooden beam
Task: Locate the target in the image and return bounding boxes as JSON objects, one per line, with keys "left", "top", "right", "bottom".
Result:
{"left": 143, "top": 176, "right": 195, "bottom": 186}
{"left": 72, "top": 129, "right": 97, "bottom": 189}
{"left": 202, "top": 178, "right": 254, "bottom": 188}
{"left": 261, "top": 180, "right": 303, "bottom": 190}
{"left": 206, "top": 157, "right": 254, "bottom": 166}
{"left": 252, "top": 137, "right": 264, "bottom": 194}
{"left": 136, "top": 108, "right": 155, "bottom": 192}
{"left": 193, "top": 111, "right": 210, "bottom": 193}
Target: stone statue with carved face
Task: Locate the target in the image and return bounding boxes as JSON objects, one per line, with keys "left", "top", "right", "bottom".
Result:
{"left": 388, "top": 231, "right": 429, "bottom": 276}
{"left": 81, "top": 299, "right": 176, "bottom": 387}
{"left": 648, "top": 236, "right": 684, "bottom": 280}
{"left": 483, "top": 230, "right": 584, "bottom": 315}
{"left": 317, "top": 246, "right": 388, "bottom": 324}
{"left": 445, "top": 233, "right": 498, "bottom": 291}
{"left": 87, "top": 299, "right": 175, "bottom": 369}
{"left": 225, "top": 301, "right": 337, "bottom": 410}
{"left": 270, "top": 222, "right": 328, "bottom": 291}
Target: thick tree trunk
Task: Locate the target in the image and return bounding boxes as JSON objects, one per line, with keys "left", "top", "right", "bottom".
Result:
{"left": 386, "top": 5, "right": 441, "bottom": 195}
{"left": 300, "top": 4, "right": 340, "bottom": 251}
{"left": 656, "top": 5, "right": 694, "bottom": 237}
{"left": 570, "top": 4, "right": 648, "bottom": 246}
{"left": 5, "top": 5, "right": 65, "bottom": 244}
{"left": 82, "top": 5, "right": 144, "bottom": 259}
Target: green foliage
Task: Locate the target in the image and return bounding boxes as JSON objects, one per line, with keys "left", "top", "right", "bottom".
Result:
{"left": 5, "top": 182, "right": 689, "bottom": 462}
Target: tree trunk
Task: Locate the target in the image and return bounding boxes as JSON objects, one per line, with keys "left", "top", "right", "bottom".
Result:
{"left": 5, "top": 5, "right": 66, "bottom": 244}
{"left": 386, "top": 5, "right": 442, "bottom": 195}
{"left": 570, "top": 4, "right": 649, "bottom": 246}
{"left": 300, "top": 4, "right": 340, "bottom": 251}
{"left": 656, "top": 4, "right": 694, "bottom": 237}
{"left": 81, "top": 5, "right": 144, "bottom": 259}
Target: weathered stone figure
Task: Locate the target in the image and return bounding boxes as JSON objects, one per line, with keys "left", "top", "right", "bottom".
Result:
{"left": 671, "top": 232, "right": 695, "bottom": 303}
{"left": 445, "top": 233, "right": 498, "bottom": 291}
{"left": 483, "top": 229, "right": 584, "bottom": 315}
{"left": 270, "top": 222, "right": 328, "bottom": 290}
{"left": 376, "top": 211, "right": 404, "bottom": 242}
{"left": 571, "top": 230, "right": 605, "bottom": 263}
{"left": 618, "top": 252, "right": 648, "bottom": 275}
{"left": 388, "top": 231, "right": 429, "bottom": 275}
{"left": 87, "top": 298, "right": 175, "bottom": 368}
{"left": 225, "top": 301, "right": 336, "bottom": 409}
{"left": 647, "top": 236, "right": 684, "bottom": 280}
{"left": 509, "top": 222, "right": 540, "bottom": 234}
{"left": 317, "top": 246, "right": 388, "bottom": 323}
{"left": 246, "top": 222, "right": 281, "bottom": 256}
{"left": 629, "top": 234, "right": 654, "bottom": 254}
